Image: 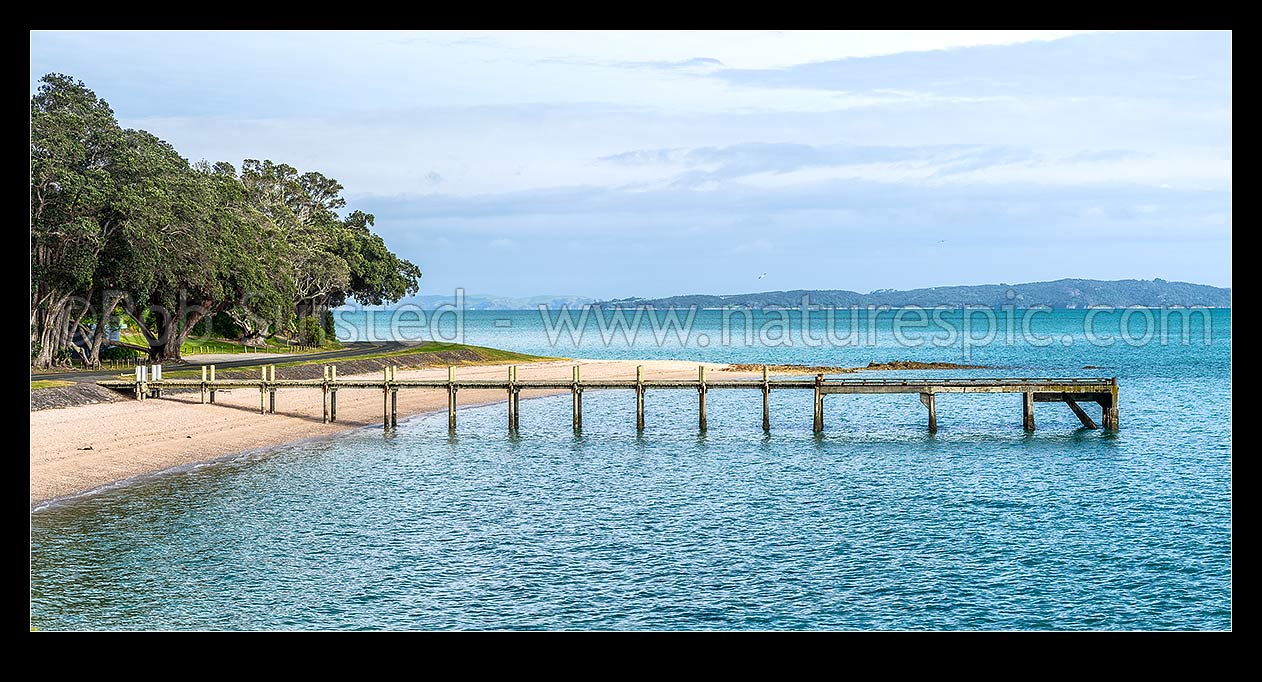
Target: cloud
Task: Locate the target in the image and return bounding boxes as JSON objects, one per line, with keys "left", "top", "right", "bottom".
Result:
{"left": 601, "top": 141, "right": 1042, "bottom": 185}
{"left": 1063, "top": 149, "right": 1152, "bottom": 163}
{"left": 714, "top": 31, "right": 1230, "bottom": 101}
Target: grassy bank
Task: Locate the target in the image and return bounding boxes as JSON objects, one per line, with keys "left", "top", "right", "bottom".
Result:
{"left": 119, "top": 331, "right": 342, "bottom": 356}
{"left": 31, "top": 379, "right": 75, "bottom": 390}
{"left": 156, "top": 342, "right": 556, "bottom": 380}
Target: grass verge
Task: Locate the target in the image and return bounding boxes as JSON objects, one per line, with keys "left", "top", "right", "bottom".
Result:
{"left": 156, "top": 342, "right": 557, "bottom": 379}
{"left": 31, "top": 379, "right": 75, "bottom": 390}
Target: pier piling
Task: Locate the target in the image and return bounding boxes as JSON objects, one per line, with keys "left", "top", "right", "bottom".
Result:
{"left": 698, "top": 365, "right": 708, "bottom": 432}
{"left": 762, "top": 365, "right": 771, "bottom": 432}
{"left": 390, "top": 366, "right": 398, "bottom": 428}
{"left": 813, "top": 374, "right": 824, "bottom": 433}
{"left": 322, "top": 365, "right": 330, "bottom": 424}
{"left": 1100, "top": 377, "right": 1120, "bottom": 430}
{"left": 507, "top": 366, "right": 517, "bottom": 433}
{"left": 447, "top": 366, "right": 457, "bottom": 430}
{"left": 572, "top": 365, "right": 582, "bottom": 433}
{"left": 636, "top": 365, "right": 645, "bottom": 431}
{"left": 1022, "top": 391, "right": 1035, "bottom": 431}
{"left": 920, "top": 392, "right": 937, "bottom": 432}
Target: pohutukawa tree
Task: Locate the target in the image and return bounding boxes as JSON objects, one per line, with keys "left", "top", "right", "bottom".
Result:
{"left": 30, "top": 73, "right": 421, "bottom": 366}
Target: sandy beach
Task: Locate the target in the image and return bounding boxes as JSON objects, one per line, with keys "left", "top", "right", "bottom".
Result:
{"left": 30, "top": 359, "right": 758, "bottom": 507}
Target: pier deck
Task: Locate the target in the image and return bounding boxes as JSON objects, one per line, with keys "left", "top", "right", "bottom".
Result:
{"left": 100, "top": 365, "right": 1120, "bottom": 433}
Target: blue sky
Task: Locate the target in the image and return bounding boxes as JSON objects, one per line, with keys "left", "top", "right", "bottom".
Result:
{"left": 30, "top": 30, "right": 1231, "bottom": 299}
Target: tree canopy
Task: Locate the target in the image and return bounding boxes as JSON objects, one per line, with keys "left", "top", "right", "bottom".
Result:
{"left": 30, "top": 73, "right": 421, "bottom": 366}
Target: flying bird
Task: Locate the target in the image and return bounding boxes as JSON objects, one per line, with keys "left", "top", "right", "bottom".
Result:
{"left": 757, "top": 272, "right": 767, "bottom": 279}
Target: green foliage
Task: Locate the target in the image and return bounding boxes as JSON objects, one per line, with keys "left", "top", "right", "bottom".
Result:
{"left": 100, "top": 345, "right": 136, "bottom": 361}
{"left": 298, "top": 316, "right": 325, "bottom": 347}
{"left": 30, "top": 73, "right": 422, "bottom": 366}
{"left": 322, "top": 309, "right": 336, "bottom": 337}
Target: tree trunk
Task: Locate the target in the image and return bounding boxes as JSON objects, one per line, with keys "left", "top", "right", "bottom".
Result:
{"left": 32, "top": 293, "right": 71, "bottom": 368}
{"left": 149, "top": 299, "right": 217, "bottom": 362}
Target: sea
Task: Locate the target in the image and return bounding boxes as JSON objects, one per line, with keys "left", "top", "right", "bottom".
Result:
{"left": 30, "top": 308, "right": 1232, "bottom": 630}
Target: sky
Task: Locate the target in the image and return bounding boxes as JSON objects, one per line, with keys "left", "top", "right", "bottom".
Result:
{"left": 30, "top": 30, "right": 1232, "bottom": 299}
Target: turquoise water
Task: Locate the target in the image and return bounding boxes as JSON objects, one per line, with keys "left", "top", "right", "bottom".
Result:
{"left": 30, "top": 309, "right": 1231, "bottom": 630}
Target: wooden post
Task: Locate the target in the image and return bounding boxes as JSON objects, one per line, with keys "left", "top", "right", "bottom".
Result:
{"left": 200, "top": 365, "right": 207, "bottom": 404}
{"left": 1023, "top": 391, "right": 1035, "bottom": 431}
{"left": 390, "top": 365, "right": 398, "bottom": 428}
{"left": 698, "top": 365, "right": 707, "bottom": 432}
{"left": 1101, "top": 378, "right": 1120, "bottom": 430}
{"left": 920, "top": 392, "right": 937, "bottom": 433}
{"left": 511, "top": 365, "right": 520, "bottom": 431}
{"left": 447, "top": 366, "right": 457, "bottom": 430}
{"left": 322, "top": 365, "right": 330, "bottom": 424}
{"left": 153, "top": 364, "right": 162, "bottom": 398}
{"left": 572, "top": 365, "right": 582, "bottom": 433}
{"left": 260, "top": 366, "right": 267, "bottom": 414}
{"left": 507, "top": 365, "right": 516, "bottom": 433}
{"left": 209, "top": 365, "right": 216, "bottom": 403}
{"left": 813, "top": 374, "right": 824, "bottom": 433}
{"left": 384, "top": 367, "right": 391, "bottom": 430}
{"left": 761, "top": 365, "right": 771, "bottom": 432}
{"left": 1064, "top": 396, "right": 1098, "bottom": 429}
{"left": 636, "top": 365, "right": 645, "bottom": 431}
{"left": 268, "top": 365, "right": 276, "bottom": 414}
{"left": 135, "top": 365, "right": 145, "bottom": 401}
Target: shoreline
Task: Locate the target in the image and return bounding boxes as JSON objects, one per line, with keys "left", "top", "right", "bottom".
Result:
{"left": 30, "top": 359, "right": 755, "bottom": 508}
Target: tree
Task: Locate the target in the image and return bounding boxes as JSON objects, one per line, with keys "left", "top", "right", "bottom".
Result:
{"left": 30, "top": 73, "right": 127, "bottom": 367}
{"left": 31, "top": 73, "right": 423, "bottom": 366}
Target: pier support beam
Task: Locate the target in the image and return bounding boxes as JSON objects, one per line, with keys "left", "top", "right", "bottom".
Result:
{"left": 572, "top": 365, "right": 582, "bottom": 433}
{"left": 268, "top": 365, "right": 276, "bottom": 414}
{"left": 209, "top": 365, "right": 216, "bottom": 403}
{"left": 1064, "top": 396, "right": 1098, "bottom": 429}
{"left": 260, "top": 366, "right": 268, "bottom": 414}
{"left": 762, "top": 365, "right": 771, "bottom": 432}
{"left": 698, "top": 365, "right": 708, "bottom": 432}
{"left": 448, "top": 367, "right": 457, "bottom": 431}
{"left": 813, "top": 374, "right": 824, "bottom": 433}
{"left": 636, "top": 365, "right": 645, "bottom": 431}
{"left": 1022, "top": 391, "right": 1035, "bottom": 431}
{"left": 920, "top": 392, "right": 937, "bottom": 433}
{"left": 200, "top": 366, "right": 207, "bottom": 404}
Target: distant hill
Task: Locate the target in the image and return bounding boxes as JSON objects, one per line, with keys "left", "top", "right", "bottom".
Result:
{"left": 407, "top": 294, "right": 596, "bottom": 310}
{"left": 596, "top": 279, "right": 1230, "bottom": 309}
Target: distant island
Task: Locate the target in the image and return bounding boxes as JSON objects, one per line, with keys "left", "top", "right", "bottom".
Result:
{"left": 594, "top": 279, "right": 1231, "bottom": 309}
{"left": 407, "top": 294, "right": 596, "bottom": 310}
